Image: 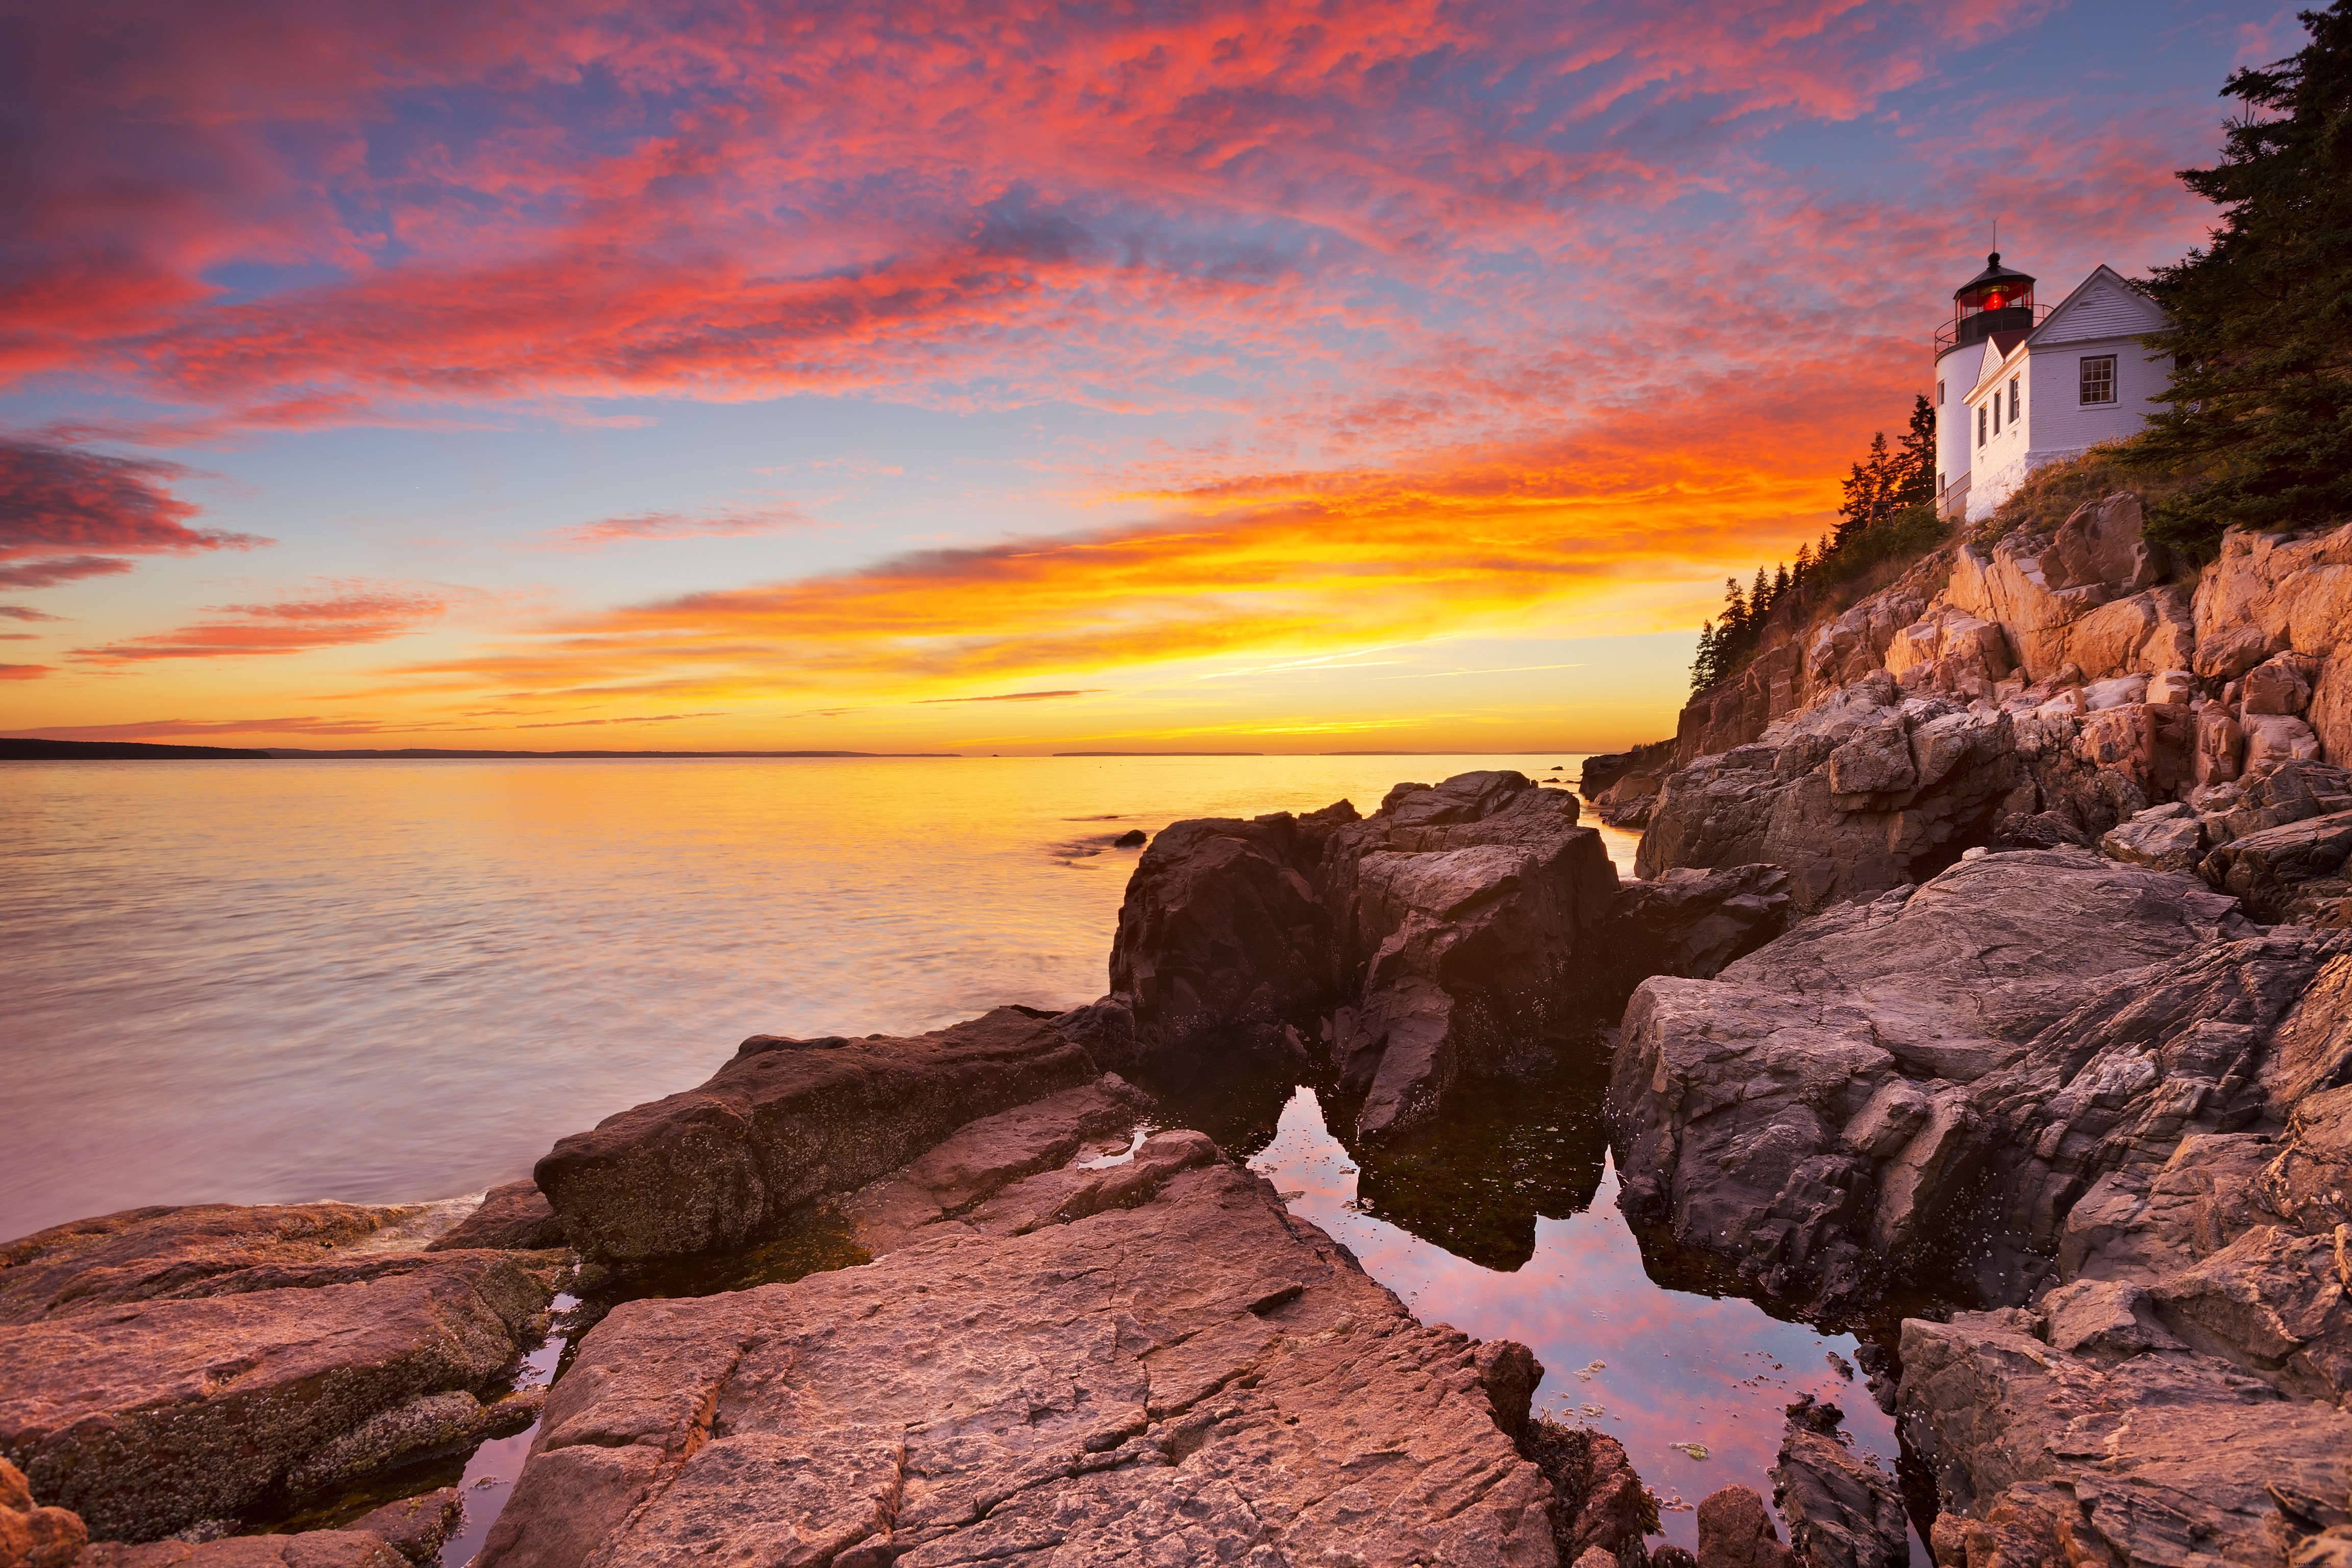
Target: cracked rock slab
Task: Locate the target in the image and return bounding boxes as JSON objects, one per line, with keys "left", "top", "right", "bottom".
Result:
{"left": 477, "top": 1160, "right": 1558, "bottom": 1567}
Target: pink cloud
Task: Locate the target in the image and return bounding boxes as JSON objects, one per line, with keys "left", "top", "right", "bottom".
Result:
{"left": 70, "top": 582, "right": 457, "bottom": 664}
{"left": 543, "top": 504, "right": 818, "bottom": 548}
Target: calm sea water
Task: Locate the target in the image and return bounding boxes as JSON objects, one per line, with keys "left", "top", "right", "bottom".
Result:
{"left": 2, "top": 755, "right": 1913, "bottom": 1553}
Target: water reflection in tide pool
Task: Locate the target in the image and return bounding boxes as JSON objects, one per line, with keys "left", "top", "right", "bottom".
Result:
{"left": 1246, "top": 1087, "right": 1916, "bottom": 1556}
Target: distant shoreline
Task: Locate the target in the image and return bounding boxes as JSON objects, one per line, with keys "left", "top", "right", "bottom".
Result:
{"left": 4, "top": 738, "right": 1596, "bottom": 763}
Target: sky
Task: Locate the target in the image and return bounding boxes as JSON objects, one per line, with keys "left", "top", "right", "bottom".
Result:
{"left": 0, "top": 0, "right": 2303, "bottom": 754}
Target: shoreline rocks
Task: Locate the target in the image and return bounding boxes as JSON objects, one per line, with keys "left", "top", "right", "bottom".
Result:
{"left": 479, "top": 1152, "right": 1562, "bottom": 1567}
{"left": 535, "top": 1005, "right": 1097, "bottom": 1266}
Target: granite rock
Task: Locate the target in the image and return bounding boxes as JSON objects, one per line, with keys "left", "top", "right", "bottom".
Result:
{"left": 425, "top": 1182, "right": 563, "bottom": 1253}
{"left": 535, "top": 1006, "right": 1098, "bottom": 1265}
{"left": 0, "top": 1220, "right": 555, "bottom": 1542}
{"left": 79, "top": 1534, "right": 405, "bottom": 1568}
{"left": 345, "top": 1489, "right": 460, "bottom": 1567}
{"left": 476, "top": 1158, "right": 1560, "bottom": 1567}
{"left": 1770, "top": 1398, "right": 1907, "bottom": 1568}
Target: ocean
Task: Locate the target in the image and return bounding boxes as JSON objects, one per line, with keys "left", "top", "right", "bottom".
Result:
{"left": 1, "top": 754, "right": 1913, "bottom": 1552}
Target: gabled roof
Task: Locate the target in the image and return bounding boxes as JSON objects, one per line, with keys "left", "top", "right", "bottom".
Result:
{"left": 2027, "top": 264, "right": 2171, "bottom": 347}
{"left": 1964, "top": 331, "right": 2029, "bottom": 403}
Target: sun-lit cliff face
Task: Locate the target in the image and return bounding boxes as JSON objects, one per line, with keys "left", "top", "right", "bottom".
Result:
{"left": 0, "top": 1, "right": 2246, "bottom": 750}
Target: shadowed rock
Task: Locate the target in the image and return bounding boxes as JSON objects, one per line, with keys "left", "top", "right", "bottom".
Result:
{"left": 1771, "top": 1396, "right": 1906, "bottom": 1568}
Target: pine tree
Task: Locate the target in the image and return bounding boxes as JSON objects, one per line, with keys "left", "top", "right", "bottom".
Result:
{"left": 2141, "top": 1, "right": 2352, "bottom": 556}
{"left": 1751, "top": 567, "right": 1772, "bottom": 617}
{"left": 1773, "top": 562, "right": 1792, "bottom": 601}
{"left": 1894, "top": 394, "right": 1937, "bottom": 510}
{"left": 1690, "top": 620, "right": 1718, "bottom": 693}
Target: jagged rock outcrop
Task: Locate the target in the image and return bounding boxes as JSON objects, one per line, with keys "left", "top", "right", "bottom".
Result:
{"left": 1695, "top": 1485, "right": 1794, "bottom": 1568}
{"left": 1770, "top": 1396, "right": 1907, "bottom": 1568}
{"left": 1635, "top": 681, "right": 2029, "bottom": 913}
{"left": 0, "top": 1206, "right": 559, "bottom": 1543}
{"left": 534, "top": 1006, "right": 1097, "bottom": 1265}
{"left": 1608, "top": 849, "right": 2266, "bottom": 1305}
{"left": 1093, "top": 771, "right": 1623, "bottom": 1143}
{"left": 1901, "top": 1307, "right": 2352, "bottom": 1568}
{"left": 2193, "top": 520, "right": 2352, "bottom": 763}
{"left": 347, "top": 1488, "right": 461, "bottom": 1566}
{"left": 1637, "top": 491, "right": 2352, "bottom": 916}
{"left": 476, "top": 1156, "right": 1562, "bottom": 1567}
{"left": 1610, "top": 834, "right": 2352, "bottom": 1564}
{"left": 1319, "top": 774, "right": 1620, "bottom": 1140}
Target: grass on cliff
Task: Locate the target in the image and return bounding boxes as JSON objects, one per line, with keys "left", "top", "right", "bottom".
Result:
{"left": 1970, "top": 441, "right": 2217, "bottom": 554}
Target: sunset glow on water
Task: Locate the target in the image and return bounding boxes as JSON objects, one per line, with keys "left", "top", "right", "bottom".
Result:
{"left": 0, "top": 753, "right": 1632, "bottom": 1237}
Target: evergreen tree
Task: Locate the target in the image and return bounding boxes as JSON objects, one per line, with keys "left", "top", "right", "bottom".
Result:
{"left": 1894, "top": 394, "right": 1937, "bottom": 510}
{"left": 1836, "top": 432, "right": 1896, "bottom": 543}
{"left": 1690, "top": 620, "right": 1718, "bottom": 692}
{"left": 1773, "top": 562, "right": 1792, "bottom": 601}
{"left": 1751, "top": 567, "right": 1772, "bottom": 617}
{"left": 2140, "top": 1, "right": 2352, "bottom": 555}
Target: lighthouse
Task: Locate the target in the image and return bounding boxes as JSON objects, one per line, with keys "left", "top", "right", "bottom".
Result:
{"left": 1932, "top": 253, "right": 2038, "bottom": 518}
{"left": 1929, "top": 252, "right": 2173, "bottom": 522}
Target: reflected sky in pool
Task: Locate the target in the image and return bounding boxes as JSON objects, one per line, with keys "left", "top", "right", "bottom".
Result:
{"left": 1247, "top": 1086, "right": 1920, "bottom": 1556}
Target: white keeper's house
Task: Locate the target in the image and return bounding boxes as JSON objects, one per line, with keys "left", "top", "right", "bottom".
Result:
{"left": 1930, "top": 252, "right": 2173, "bottom": 522}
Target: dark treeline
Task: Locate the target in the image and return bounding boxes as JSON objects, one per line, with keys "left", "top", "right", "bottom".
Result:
{"left": 1688, "top": 395, "right": 1941, "bottom": 693}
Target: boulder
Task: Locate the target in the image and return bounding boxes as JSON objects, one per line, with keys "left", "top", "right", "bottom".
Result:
{"left": 1770, "top": 1396, "right": 1907, "bottom": 1568}
{"left": 2199, "top": 807, "right": 2352, "bottom": 923}
{"left": 2261, "top": 1083, "right": 2352, "bottom": 1234}
{"left": 425, "top": 1181, "right": 563, "bottom": 1253}
{"left": 2099, "top": 805, "right": 2204, "bottom": 874}
{"left": 2193, "top": 521, "right": 2352, "bottom": 762}
{"left": 474, "top": 1157, "right": 1560, "bottom": 1567}
{"left": 1899, "top": 1309, "right": 2352, "bottom": 1568}
{"left": 534, "top": 1006, "right": 1098, "bottom": 1265}
{"left": 1320, "top": 775, "right": 1619, "bottom": 1141}
{"left": 1105, "top": 803, "right": 1360, "bottom": 1061}
{"left": 346, "top": 1489, "right": 461, "bottom": 1566}
{"left": 1609, "top": 850, "right": 2265, "bottom": 1305}
{"left": 1695, "top": 1485, "right": 1794, "bottom": 1568}
{"left": 0, "top": 1224, "right": 554, "bottom": 1542}
{"left": 1104, "top": 772, "right": 1620, "bottom": 1144}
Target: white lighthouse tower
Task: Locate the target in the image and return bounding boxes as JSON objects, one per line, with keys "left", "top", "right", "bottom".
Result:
{"left": 1929, "top": 251, "right": 2174, "bottom": 522}
{"left": 1931, "top": 252, "right": 2038, "bottom": 520}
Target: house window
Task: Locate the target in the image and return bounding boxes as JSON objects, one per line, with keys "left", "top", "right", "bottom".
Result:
{"left": 2008, "top": 377, "right": 2020, "bottom": 423}
{"left": 2080, "top": 355, "right": 2116, "bottom": 405}
{"left": 1977, "top": 405, "right": 1987, "bottom": 447}
{"left": 1992, "top": 395, "right": 2000, "bottom": 434}
{"left": 1937, "top": 378, "right": 1945, "bottom": 407}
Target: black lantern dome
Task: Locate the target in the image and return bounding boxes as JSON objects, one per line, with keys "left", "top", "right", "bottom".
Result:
{"left": 1948, "top": 252, "right": 2036, "bottom": 352}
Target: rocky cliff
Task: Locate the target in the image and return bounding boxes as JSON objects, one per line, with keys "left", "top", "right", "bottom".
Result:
{"left": 1636, "top": 491, "right": 2352, "bottom": 919}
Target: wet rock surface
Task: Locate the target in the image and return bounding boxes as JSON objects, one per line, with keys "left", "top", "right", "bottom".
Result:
{"left": 1769, "top": 1397, "right": 1905, "bottom": 1568}
{"left": 535, "top": 1005, "right": 1097, "bottom": 1265}
{"left": 478, "top": 1158, "right": 1560, "bottom": 1567}
{"left": 80, "top": 1535, "right": 406, "bottom": 1567}
{"left": 425, "top": 1182, "right": 562, "bottom": 1254}
{"left": 0, "top": 1203, "right": 559, "bottom": 1544}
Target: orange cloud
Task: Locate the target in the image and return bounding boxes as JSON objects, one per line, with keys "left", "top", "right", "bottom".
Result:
{"left": 70, "top": 583, "right": 457, "bottom": 664}
{"left": 0, "top": 664, "right": 54, "bottom": 680}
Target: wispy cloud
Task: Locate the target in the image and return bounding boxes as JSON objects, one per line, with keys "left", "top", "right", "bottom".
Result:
{"left": 541, "top": 505, "right": 820, "bottom": 549}
{"left": 70, "top": 582, "right": 460, "bottom": 664}
{"left": 914, "top": 689, "right": 1101, "bottom": 704}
